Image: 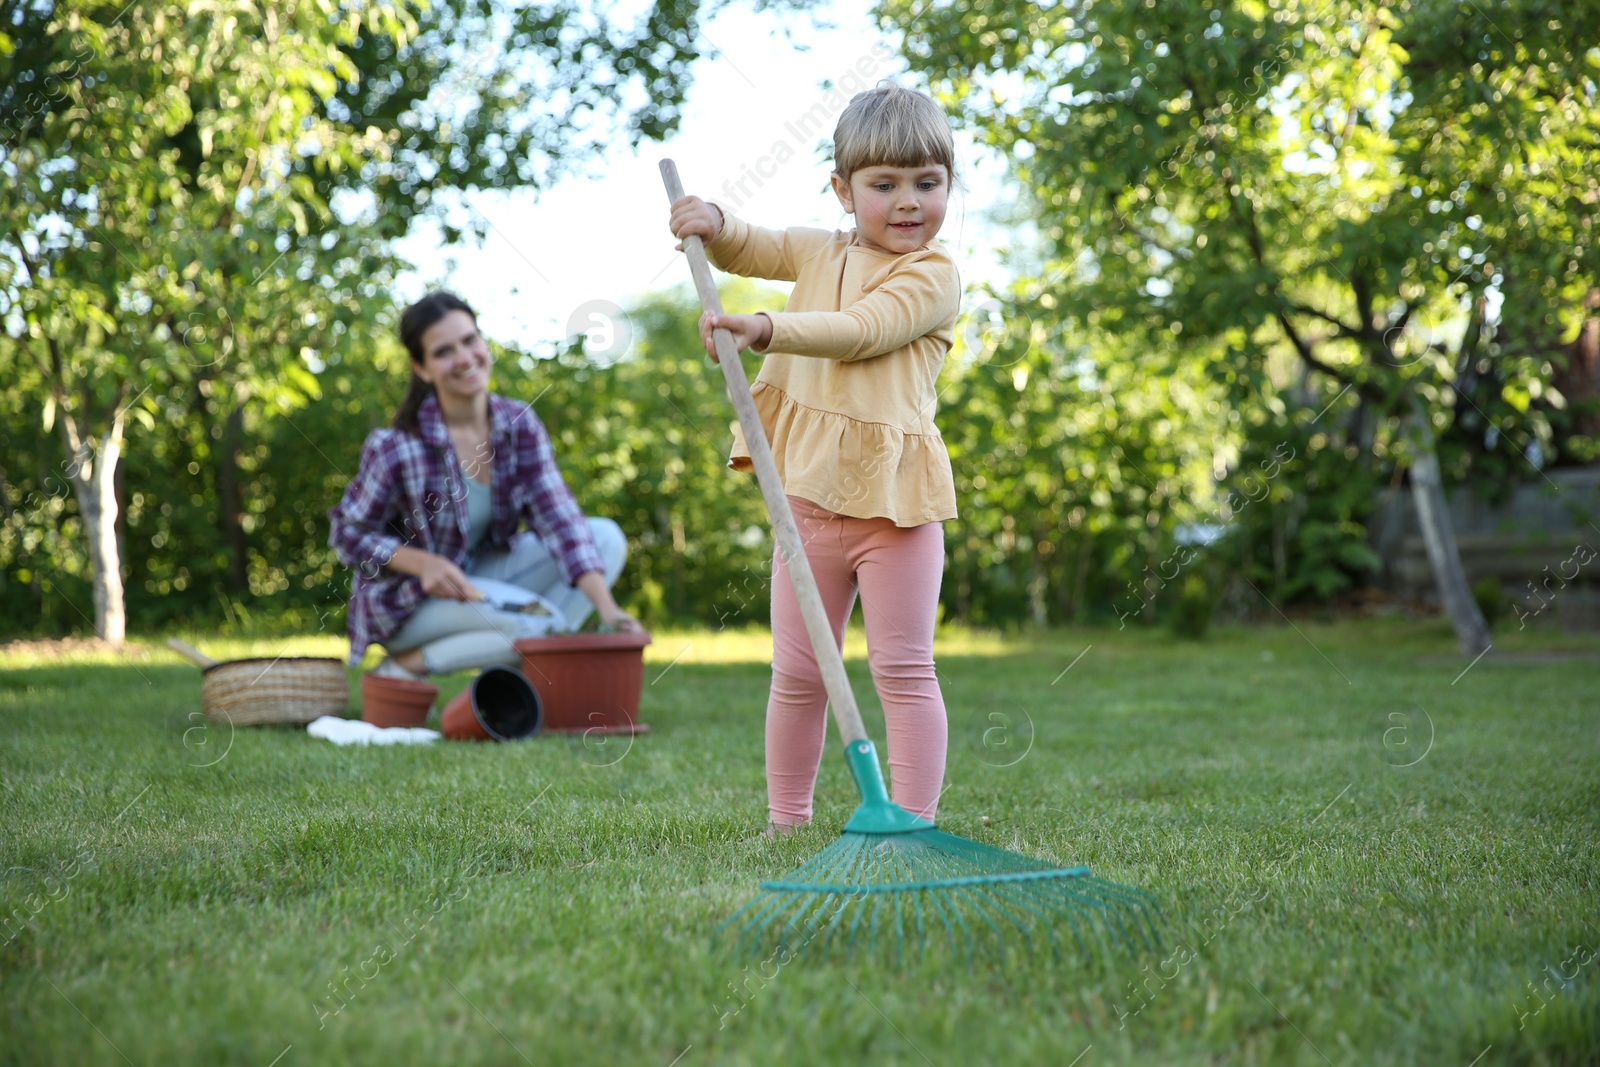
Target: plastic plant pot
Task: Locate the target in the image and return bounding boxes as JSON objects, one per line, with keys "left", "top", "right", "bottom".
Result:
{"left": 360, "top": 673, "right": 438, "bottom": 729}
{"left": 440, "top": 666, "right": 543, "bottom": 742}
{"left": 514, "top": 630, "right": 652, "bottom": 734}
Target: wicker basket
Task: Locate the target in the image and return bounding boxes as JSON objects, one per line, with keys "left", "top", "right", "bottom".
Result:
{"left": 199, "top": 657, "right": 349, "bottom": 726}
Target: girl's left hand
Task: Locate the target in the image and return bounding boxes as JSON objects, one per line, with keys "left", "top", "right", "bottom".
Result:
{"left": 699, "top": 311, "right": 772, "bottom": 363}
{"left": 669, "top": 195, "right": 723, "bottom": 246}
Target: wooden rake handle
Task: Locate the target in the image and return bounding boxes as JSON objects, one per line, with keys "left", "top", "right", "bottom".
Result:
{"left": 660, "top": 159, "right": 868, "bottom": 747}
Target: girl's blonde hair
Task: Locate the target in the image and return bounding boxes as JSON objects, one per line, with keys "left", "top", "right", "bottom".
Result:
{"left": 832, "top": 85, "right": 956, "bottom": 183}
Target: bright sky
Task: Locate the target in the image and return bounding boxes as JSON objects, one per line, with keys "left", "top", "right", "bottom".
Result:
{"left": 391, "top": 2, "right": 1016, "bottom": 355}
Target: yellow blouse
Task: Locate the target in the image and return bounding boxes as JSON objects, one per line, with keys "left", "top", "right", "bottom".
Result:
{"left": 705, "top": 210, "right": 961, "bottom": 527}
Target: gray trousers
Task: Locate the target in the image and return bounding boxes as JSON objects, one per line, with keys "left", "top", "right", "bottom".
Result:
{"left": 384, "top": 518, "right": 627, "bottom": 674}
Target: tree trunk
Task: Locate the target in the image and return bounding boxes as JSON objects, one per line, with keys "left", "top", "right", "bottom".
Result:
{"left": 1070, "top": 529, "right": 1092, "bottom": 623}
{"left": 667, "top": 508, "right": 686, "bottom": 618}
{"left": 1059, "top": 528, "right": 1090, "bottom": 622}
{"left": 59, "top": 410, "right": 128, "bottom": 643}
{"left": 1029, "top": 546, "right": 1049, "bottom": 627}
{"left": 218, "top": 394, "right": 249, "bottom": 593}
{"left": 1549, "top": 287, "right": 1600, "bottom": 447}
{"left": 1270, "top": 498, "right": 1287, "bottom": 602}
{"left": 1403, "top": 401, "right": 1490, "bottom": 657}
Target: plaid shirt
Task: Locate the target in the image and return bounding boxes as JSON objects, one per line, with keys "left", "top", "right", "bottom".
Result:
{"left": 328, "top": 392, "right": 604, "bottom": 665}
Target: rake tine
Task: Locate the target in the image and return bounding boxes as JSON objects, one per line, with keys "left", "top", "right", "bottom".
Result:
{"left": 819, "top": 888, "right": 859, "bottom": 953}
{"left": 1102, "top": 882, "right": 1165, "bottom": 950}
{"left": 727, "top": 861, "right": 1160, "bottom": 965}
{"left": 987, "top": 877, "right": 1075, "bottom": 959}
{"left": 916, "top": 843, "right": 1004, "bottom": 961}
{"left": 1017, "top": 880, "right": 1105, "bottom": 959}
{"left": 1077, "top": 878, "right": 1155, "bottom": 951}
{"left": 1011, "top": 875, "right": 1119, "bottom": 951}
{"left": 733, "top": 892, "right": 788, "bottom": 952}
{"left": 913, "top": 856, "right": 971, "bottom": 964}
{"left": 950, "top": 876, "right": 1024, "bottom": 964}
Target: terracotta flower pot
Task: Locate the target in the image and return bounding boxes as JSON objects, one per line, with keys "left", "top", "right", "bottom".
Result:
{"left": 360, "top": 673, "right": 438, "bottom": 728}
{"left": 440, "top": 666, "right": 542, "bottom": 742}
{"left": 514, "top": 630, "right": 652, "bottom": 734}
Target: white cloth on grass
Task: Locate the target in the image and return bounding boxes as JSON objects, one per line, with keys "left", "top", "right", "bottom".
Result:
{"left": 306, "top": 716, "right": 439, "bottom": 746}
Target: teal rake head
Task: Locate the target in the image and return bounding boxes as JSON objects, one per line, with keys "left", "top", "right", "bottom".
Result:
{"left": 723, "top": 741, "right": 1163, "bottom": 964}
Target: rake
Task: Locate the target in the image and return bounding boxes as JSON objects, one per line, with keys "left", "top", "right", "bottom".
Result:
{"left": 661, "top": 160, "right": 1161, "bottom": 963}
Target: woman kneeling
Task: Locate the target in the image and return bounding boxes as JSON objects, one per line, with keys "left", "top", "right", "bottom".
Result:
{"left": 328, "top": 291, "right": 641, "bottom": 680}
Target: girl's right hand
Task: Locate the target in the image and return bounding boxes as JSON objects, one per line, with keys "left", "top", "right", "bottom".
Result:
{"left": 698, "top": 311, "right": 772, "bottom": 363}
{"left": 419, "top": 555, "right": 482, "bottom": 602}
{"left": 670, "top": 196, "right": 723, "bottom": 248}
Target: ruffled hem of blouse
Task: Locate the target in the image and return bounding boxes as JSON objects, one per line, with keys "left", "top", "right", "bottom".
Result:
{"left": 728, "top": 382, "right": 956, "bottom": 528}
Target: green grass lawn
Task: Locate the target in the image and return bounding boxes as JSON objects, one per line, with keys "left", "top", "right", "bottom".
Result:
{"left": 2, "top": 619, "right": 1597, "bottom": 1066}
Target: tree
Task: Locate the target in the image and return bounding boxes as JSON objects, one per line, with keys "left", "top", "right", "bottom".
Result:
{"left": 889, "top": 0, "right": 1600, "bottom": 655}
{"left": 0, "top": 2, "right": 415, "bottom": 640}
{"left": 934, "top": 298, "right": 1226, "bottom": 627}
{"left": 0, "top": 0, "right": 795, "bottom": 641}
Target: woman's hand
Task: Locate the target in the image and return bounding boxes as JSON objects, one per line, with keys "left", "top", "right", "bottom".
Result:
{"left": 577, "top": 571, "right": 645, "bottom": 634}
{"left": 387, "top": 546, "right": 482, "bottom": 601}
{"left": 599, "top": 606, "right": 645, "bottom": 634}
{"left": 670, "top": 195, "right": 723, "bottom": 248}
{"left": 417, "top": 554, "right": 482, "bottom": 602}
{"left": 698, "top": 311, "right": 773, "bottom": 364}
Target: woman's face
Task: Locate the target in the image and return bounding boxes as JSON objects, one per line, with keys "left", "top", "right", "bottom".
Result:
{"left": 414, "top": 309, "right": 491, "bottom": 402}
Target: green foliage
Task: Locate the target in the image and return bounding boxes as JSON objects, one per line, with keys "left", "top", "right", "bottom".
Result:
{"left": 316, "top": 0, "right": 786, "bottom": 242}
{"left": 6, "top": 0, "right": 1594, "bottom": 638}
{"left": 1168, "top": 573, "right": 1217, "bottom": 639}
{"left": 1218, "top": 408, "right": 1385, "bottom": 609}
{"left": 0, "top": 278, "right": 1379, "bottom": 637}
{"left": 0, "top": 1, "right": 430, "bottom": 635}
{"left": 884, "top": 0, "right": 1599, "bottom": 629}
{"left": 1472, "top": 576, "right": 1508, "bottom": 630}
{"left": 0, "top": 0, "right": 809, "bottom": 637}
{"left": 1, "top": 282, "right": 790, "bottom": 637}
{"left": 934, "top": 302, "right": 1228, "bottom": 627}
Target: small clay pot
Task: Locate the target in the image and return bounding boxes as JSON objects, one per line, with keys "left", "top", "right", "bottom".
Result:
{"left": 360, "top": 673, "right": 438, "bottom": 728}
{"left": 440, "top": 666, "right": 542, "bottom": 742}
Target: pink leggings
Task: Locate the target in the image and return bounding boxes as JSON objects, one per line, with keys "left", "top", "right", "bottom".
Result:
{"left": 767, "top": 496, "right": 948, "bottom": 826}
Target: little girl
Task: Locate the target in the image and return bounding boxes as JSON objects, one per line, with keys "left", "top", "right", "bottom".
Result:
{"left": 669, "top": 85, "right": 961, "bottom": 830}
